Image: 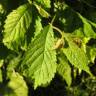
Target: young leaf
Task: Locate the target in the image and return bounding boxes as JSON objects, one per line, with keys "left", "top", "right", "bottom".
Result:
{"left": 3, "top": 4, "right": 32, "bottom": 51}
{"left": 20, "top": 25, "right": 57, "bottom": 89}
{"left": 78, "top": 13, "right": 96, "bottom": 39}
{"left": 57, "top": 52, "right": 72, "bottom": 86}
{"left": 63, "top": 34, "right": 91, "bottom": 75}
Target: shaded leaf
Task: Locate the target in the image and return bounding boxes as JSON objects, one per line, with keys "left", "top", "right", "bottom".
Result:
{"left": 0, "top": 72, "right": 28, "bottom": 96}
{"left": 34, "top": 3, "right": 50, "bottom": 18}
{"left": 86, "top": 47, "right": 96, "bottom": 63}
{"left": 35, "top": 0, "right": 51, "bottom": 8}
{"left": 0, "top": 4, "right": 5, "bottom": 14}
{"left": 34, "top": 16, "right": 42, "bottom": 36}
{"left": 78, "top": 13, "right": 96, "bottom": 39}
{"left": 57, "top": 52, "right": 72, "bottom": 86}
{"left": 0, "top": 59, "right": 3, "bottom": 68}
{"left": 7, "top": 54, "right": 21, "bottom": 78}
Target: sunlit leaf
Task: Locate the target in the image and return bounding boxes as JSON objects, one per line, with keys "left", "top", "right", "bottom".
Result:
{"left": 63, "top": 33, "right": 92, "bottom": 75}
{"left": 57, "top": 52, "right": 72, "bottom": 86}
{"left": 20, "top": 25, "right": 57, "bottom": 89}
{"left": 3, "top": 4, "right": 32, "bottom": 51}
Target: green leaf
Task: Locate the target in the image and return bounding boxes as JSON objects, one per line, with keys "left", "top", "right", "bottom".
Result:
{"left": 7, "top": 54, "right": 21, "bottom": 70}
{"left": 72, "top": 28, "right": 84, "bottom": 38}
{"left": 0, "top": 59, "right": 3, "bottom": 68}
{"left": 88, "top": 20, "right": 96, "bottom": 28}
{"left": 35, "top": 0, "right": 51, "bottom": 8}
{"left": 90, "top": 48, "right": 96, "bottom": 63}
{"left": 34, "top": 16, "right": 42, "bottom": 36}
{"left": 58, "top": 4, "right": 83, "bottom": 35}
{"left": 7, "top": 54, "right": 21, "bottom": 78}
{"left": 3, "top": 4, "right": 32, "bottom": 51}
{"left": 78, "top": 13, "right": 96, "bottom": 39}
{"left": 34, "top": 3, "right": 50, "bottom": 18}
{"left": 63, "top": 34, "right": 91, "bottom": 75}
{"left": 20, "top": 25, "right": 57, "bottom": 89}
{"left": 86, "top": 47, "right": 96, "bottom": 63}
{"left": 0, "top": 69, "right": 2, "bottom": 82}
{"left": 0, "top": 4, "right": 5, "bottom": 14}
{"left": 3, "top": 72, "right": 28, "bottom": 96}
{"left": 57, "top": 52, "right": 72, "bottom": 86}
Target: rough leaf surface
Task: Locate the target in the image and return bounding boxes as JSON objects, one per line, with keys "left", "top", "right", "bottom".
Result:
{"left": 21, "top": 25, "right": 57, "bottom": 89}
{"left": 3, "top": 4, "right": 32, "bottom": 51}
{"left": 57, "top": 52, "right": 72, "bottom": 86}
{"left": 63, "top": 34, "right": 91, "bottom": 75}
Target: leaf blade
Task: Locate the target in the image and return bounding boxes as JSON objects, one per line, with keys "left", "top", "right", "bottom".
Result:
{"left": 20, "top": 25, "right": 57, "bottom": 89}
{"left": 3, "top": 4, "right": 32, "bottom": 51}
{"left": 63, "top": 34, "right": 91, "bottom": 75}
{"left": 57, "top": 52, "right": 72, "bottom": 86}
{"left": 78, "top": 13, "right": 96, "bottom": 39}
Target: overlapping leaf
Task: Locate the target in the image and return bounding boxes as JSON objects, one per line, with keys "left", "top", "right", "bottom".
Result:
{"left": 86, "top": 47, "right": 96, "bottom": 63}
{"left": 20, "top": 25, "right": 56, "bottom": 89}
{"left": 3, "top": 4, "right": 32, "bottom": 51}
{"left": 57, "top": 52, "right": 72, "bottom": 86}
{"left": 0, "top": 59, "right": 3, "bottom": 68}
{"left": 63, "top": 34, "right": 91, "bottom": 75}
{"left": 34, "top": 16, "right": 42, "bottom": 36}
{"left": 1, "top": 72, "right": 28, "bottom": 96}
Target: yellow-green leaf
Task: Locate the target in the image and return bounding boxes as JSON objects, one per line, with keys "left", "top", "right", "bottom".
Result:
{"left": 3, "top": 4, "right": 32, "bottom": 51}
{"left": 57, "top": 52, "right": 72, "bottom": 86}
{"left": 20, "top": 25, "right": 56, "bottom": 89}
{"left": 63, "top": 34, "right": 92, "bottom": 75}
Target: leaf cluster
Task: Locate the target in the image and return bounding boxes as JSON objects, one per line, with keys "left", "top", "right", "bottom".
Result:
{"left": 0, "top": 0, "right": 96, "bottom": 95}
